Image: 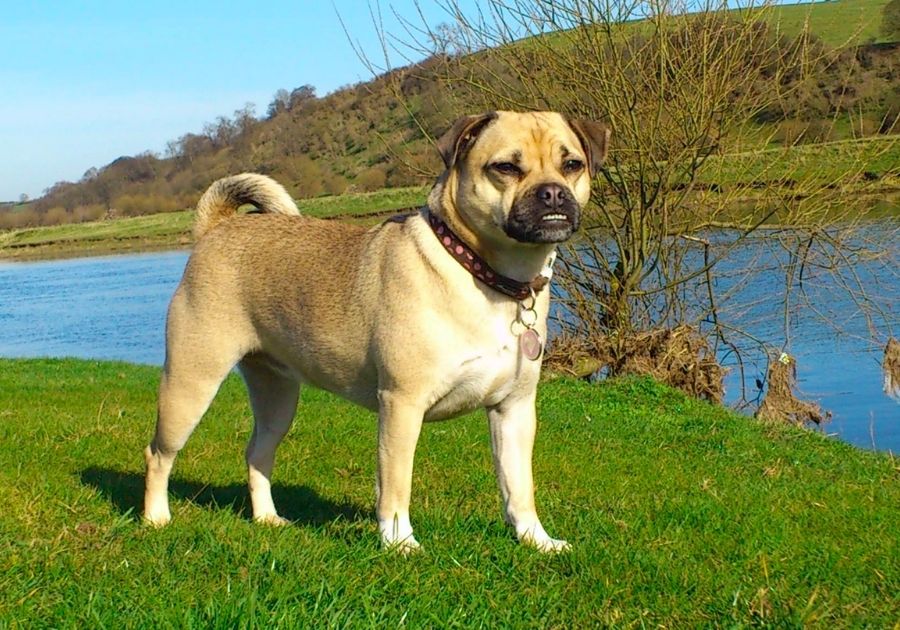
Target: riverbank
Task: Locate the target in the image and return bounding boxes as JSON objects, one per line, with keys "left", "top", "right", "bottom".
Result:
{"left": 1, "top": 358, "right": 897, "bottom": 625}
{"left": 0, "top": 186, "right": 426, "bottom": 262}
{"left": 2, "top": 138, "right": 897, "bottom": 262}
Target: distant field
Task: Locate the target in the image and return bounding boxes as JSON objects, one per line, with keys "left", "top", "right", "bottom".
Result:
{"left": 533, "top": 0, "right": 896, "bottom": 48}
{"left": 1, "top": 138, "right": 896, "bottom": 262}
{"left": 0, "top": 186, "right": 427, "bottom": 261}
{"left": 769, "top": 0, "right": 894, "bottom": 46}
{"left": 296, "top": 185, "right": 426, "bottom": 217}
{"left": 703, "top": 135, "right": 900, "bottom": 185}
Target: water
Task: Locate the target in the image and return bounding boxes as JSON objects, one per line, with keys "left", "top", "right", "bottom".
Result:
{"left": 1, "top": 248, "right": 897, "bottom": 451}
{"left": 0, "top": 251, "right": 187, "bottom": 366}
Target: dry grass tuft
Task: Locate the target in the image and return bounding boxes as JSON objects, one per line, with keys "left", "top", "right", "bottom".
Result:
{"left": 755, "top": 353, "right": 828, "bottom": 425}
{"left": 545, "top": 325, "right": 725, "bottom": 403}
{"left": 883, "top": 337, "right": 900, "bottom": 401}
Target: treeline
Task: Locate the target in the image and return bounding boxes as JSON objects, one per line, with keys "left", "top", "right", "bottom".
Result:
{"left": 3, "top": 20, "right": 898, "bottom": 231}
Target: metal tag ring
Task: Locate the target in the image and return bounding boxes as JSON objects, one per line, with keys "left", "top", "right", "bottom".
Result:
{"left": 518, "top": 305, "right": 538, "bottom": 329}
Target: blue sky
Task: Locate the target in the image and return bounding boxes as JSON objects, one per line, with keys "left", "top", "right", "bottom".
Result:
{"left": 0, "top": 1, "right": 476, "bottom": 201}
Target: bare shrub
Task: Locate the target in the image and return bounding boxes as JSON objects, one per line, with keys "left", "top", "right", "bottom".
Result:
{"left": 42, "top": 207, "right": 70, "bottom": 226}
{"left": 355, "top": 166, "right": 388, "bottom": 192}
{"left": 113, "top": 194, "right": 182, "bottom": 217}
{"left": 0, "top": 207, "right": 40, "bottom": 230}
{"left": 365, "top": 0, "right": 898, "bottom": 416}
{"left": 71, "top": 204, "right": 106, "bottom": 223}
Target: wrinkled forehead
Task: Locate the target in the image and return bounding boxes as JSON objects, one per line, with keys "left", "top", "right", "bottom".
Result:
{"left": 472, "top": 111, "right": 584, "bottom": 162}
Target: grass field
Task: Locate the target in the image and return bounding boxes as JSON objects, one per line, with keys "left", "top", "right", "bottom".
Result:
{"left": 769, "top": 0, "right": 894, "bottom": 46}
{"left": 699, "top": 135, "right": 900, "bottom": 198}
{"left": 533, "top": 0, "right": 896, "bottom": 51}
{"left": 1, "top": 358, "right": 898, "bottom": 626}
{"left": 0, "top": 186, "right": 427, "bottom": 261}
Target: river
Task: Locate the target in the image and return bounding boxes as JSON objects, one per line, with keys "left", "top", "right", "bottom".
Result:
{"left": 0, "top": 248, "right": 897, "bottom": 451}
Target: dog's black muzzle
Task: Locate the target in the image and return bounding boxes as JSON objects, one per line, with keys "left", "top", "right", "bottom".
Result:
{"left": 504, "top": 183, "right": 581, "bottom": 244}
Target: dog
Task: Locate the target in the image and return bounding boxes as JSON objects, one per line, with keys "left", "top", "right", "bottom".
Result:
{"left": 143, "top": 111, "right": 610, "bottom": 553}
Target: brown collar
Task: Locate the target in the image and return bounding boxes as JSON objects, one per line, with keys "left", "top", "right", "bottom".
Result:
{"left": 426, "top": 211, "right": 549, "bottom": 300}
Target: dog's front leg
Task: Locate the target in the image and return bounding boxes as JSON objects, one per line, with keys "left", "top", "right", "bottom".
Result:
{"left": 376, "top": 391, "right": 424, "bottom": 553}
{"left": 487, "top": 393, "right": 570, "bottom": 552}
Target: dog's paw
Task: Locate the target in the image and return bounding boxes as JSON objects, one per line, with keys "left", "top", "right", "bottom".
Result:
{"left": 378, "top": 514, "right": 421, "bottom": 554}
{"left": 532, "top": 537, "right": 571, "bottom": 554}
{"left": 254, "top": 513, "right": 291, "bottom": 527}
{"left": 383, "top": 535, "right": 423, "bottom": 555}
{"left": 516, "top": 523, "right": 571, "bottom": 553}
{"left": 142, "top": 510, "right": 171, "bottom": 527}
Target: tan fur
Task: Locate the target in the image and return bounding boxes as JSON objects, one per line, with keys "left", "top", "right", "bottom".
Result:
{"left": 143, "top": 111, "right": 610, "bottom": 553}
{"left": 193, "top": 172, "right": 300, "bottom": 239}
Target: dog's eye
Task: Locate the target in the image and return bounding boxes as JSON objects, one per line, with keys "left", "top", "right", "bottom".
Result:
{"left": 491, "top": 162, "right": 522, "bottom": 176}
{"left": 562, "top": 159, "right": 584, "bottom": 174}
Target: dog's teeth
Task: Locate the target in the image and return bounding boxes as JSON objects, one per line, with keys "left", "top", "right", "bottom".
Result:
{"left": 542, "top": 214, "right": 567, "bottom": 222}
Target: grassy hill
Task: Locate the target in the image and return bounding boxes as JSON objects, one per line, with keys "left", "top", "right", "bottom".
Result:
{"left": 3, "top": 0, "right": 896, "bottom": 235}
{"left": 0, "top": 358, "right": 897, "bottom": 626}
{"left": 771, "top": 0, "right": 893, "bottom": 46}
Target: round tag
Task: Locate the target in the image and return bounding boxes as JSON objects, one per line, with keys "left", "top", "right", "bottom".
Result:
{"left": 520, "top": 329, "right": 543, "bottom": 361}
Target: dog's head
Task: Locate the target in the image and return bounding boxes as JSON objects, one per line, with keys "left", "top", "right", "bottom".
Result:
{"left": 431, "top": 111, "right": 610, "bottom": 245}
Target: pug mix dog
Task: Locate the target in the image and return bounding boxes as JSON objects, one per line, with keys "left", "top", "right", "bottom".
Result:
{"left": 143, "top": 111, "right": 610, "bottom": 553}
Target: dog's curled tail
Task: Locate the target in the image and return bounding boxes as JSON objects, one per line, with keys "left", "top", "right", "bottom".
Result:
{"left": 193, "top": 173, "right": 300, "bottom": 240}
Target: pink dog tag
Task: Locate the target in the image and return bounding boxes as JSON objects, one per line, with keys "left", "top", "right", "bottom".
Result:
{"left": 520, "top": 329, "right": 543, "bottom": 361}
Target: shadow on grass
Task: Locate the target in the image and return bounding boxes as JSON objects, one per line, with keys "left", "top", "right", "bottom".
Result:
{"left": 80, "top": 467, "right": 368, "bottom": 526}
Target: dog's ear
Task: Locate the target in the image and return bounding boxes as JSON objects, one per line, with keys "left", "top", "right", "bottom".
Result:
{"left": 567, "top": 119, "right": 611, "bottom": 175}
{"left": 436, "top": 112, "right": 497, "bottom": 169}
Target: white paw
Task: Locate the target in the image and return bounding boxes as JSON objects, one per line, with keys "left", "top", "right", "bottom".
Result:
{"left": 532, "top": 537, "right": 571, "bottom": 553}
{"left": 254, "top": 513, "right": 290, "bottom": 527}
{"left": 379, "top": 514, "right": 421, "bottom": 554}
{"left": 382, "top": 534, "right": 423, "bottom": 555}
{"left": 516, "top": 523, "right": 571, "bottom": 553}
{"left": 143, "top": 509, "right": 171, "bottom": 527}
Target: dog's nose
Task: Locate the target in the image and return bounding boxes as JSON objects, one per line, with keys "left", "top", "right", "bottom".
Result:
{"left": 536, "top": 183, "right": 566, "bottom": 209}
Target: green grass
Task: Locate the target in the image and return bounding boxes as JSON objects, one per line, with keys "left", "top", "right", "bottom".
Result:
{"left": 0, "top": 211, "right": 194, "bottom": 248}
{"left": 295, "top": 185, "right": 426, "bottom": 217}
{"left": 528, "top": 0, "right": 896, "bottom": 51}
{"left": 702, "top": 135, "right": 900, "bottom": 185}
{"left": 769, "top": 0, "right": 894, "bottom": 46}
{"left": 1, "top": 358, "right": 897, "bottom": 626}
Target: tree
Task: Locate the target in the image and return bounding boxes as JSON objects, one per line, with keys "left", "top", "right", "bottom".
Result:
{"left": 233, "top": 103, "right": 257, "bottom": 135}
{"left": 428, "top": 22, "right": 471, "bottom": 56}
{"left": 18, "top": 193, "right": 29, "bottom": 204}
{"left": 288, "top": 85, "right": 316, "bottom": 110}
{"left": 267, "top": 86, "right": 316, "bottom": 118}
{"left": 267, "top": 89, "right": 291, "bottom": 118}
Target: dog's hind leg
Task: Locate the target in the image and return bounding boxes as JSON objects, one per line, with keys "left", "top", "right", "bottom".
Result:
{"left": 143, "top": 362, "right": 235, "bottom": 525}
{"left": 238, "top": 355, "right": 300, "bottom": 525}
{"left": 143, "top": 305, "right": 243, "bottom": 526}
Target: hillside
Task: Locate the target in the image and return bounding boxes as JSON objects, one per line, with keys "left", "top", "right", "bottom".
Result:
{"left": 3, "top": 0, "right": 898, "bottom": 229}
